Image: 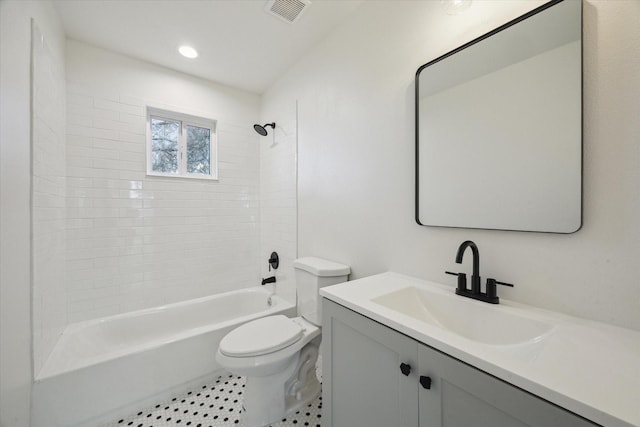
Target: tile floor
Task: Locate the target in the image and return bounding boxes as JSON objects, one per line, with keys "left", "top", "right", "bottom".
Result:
{"left": 103, "top": 374, "right": 322, "bottom": 427}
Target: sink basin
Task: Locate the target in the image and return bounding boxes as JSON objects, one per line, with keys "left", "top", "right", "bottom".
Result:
{"left": 371, "top": 286, "right": 553, "bottom": 346}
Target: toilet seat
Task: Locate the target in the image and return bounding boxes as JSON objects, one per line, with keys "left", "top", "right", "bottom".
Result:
{"left": 219, "top": 315, "right": 303, "bottom": 357}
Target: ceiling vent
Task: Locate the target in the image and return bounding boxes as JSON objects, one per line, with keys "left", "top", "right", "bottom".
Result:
{"left": 264, "top": 0, "right": 311, "bottom": 24}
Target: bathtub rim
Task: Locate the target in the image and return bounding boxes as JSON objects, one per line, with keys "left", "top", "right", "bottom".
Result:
{"left": 37, "top": 287, "right": 295, "bottom": 381}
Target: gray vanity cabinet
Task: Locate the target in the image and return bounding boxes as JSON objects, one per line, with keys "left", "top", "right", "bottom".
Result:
{"left": 322, "top": 299, "right": 599, "bottom": 427}
{"left": 322, "top": 298, "right": 419, "bottom": 426}
{"left": 417, "top": 341, "right": 598, "bottom": 427}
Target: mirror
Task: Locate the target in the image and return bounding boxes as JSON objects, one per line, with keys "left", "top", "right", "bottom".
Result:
{"left": 416, "top": 0, "right": 582, "bottom": 233}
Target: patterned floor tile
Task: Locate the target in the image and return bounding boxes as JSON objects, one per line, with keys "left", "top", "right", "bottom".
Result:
{"left": 103, "top": 374, "right": 322, "bottom": 427}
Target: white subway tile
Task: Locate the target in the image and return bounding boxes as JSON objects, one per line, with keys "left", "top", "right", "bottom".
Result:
{"left": 119, "top": 111, "right": 145, "bottom": 125}
{"left": 92, "top": 147, "right": 121, "bottom": 160}
{"left": 67, "top": 124, "right": 119, "bottom": 140}
{"left": 119, "top": 94, "right": 146, "bottom": 107}
{"left": 61, "top": 85, "right": 264, "bottom": 324}
{"left": 118, "top": 130, "right": 145, "bottom": 144}
{"left": 67, "top": 112, "right": 93, "bottom": 127}
{"left": 67, "top": 93, "right": 92, "bottom": 107}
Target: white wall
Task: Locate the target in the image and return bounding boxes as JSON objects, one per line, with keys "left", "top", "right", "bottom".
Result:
{"left": 0, "top": 1, "right": 65, "bottom": 424}
{"left": 63, "top": 40, "right": 262, "bottom": 323}
{"left": 31, "top": 19, "right": 67, "bottom": 378}
{"left": 262, "top": 0, "right": 640, "bottom": 331}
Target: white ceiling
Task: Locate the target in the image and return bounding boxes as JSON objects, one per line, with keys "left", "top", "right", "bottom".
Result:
{"left": 53, "top": 0, "right": 365, "bottom": 94}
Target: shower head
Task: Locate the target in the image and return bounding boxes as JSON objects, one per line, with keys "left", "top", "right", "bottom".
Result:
{"left": 254, "top": 122, "right": 276, "bottom": 136}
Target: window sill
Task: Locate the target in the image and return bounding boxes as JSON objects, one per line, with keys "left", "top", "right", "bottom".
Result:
{"left": 146, "top": 172, "right": 219, "bottom": 181}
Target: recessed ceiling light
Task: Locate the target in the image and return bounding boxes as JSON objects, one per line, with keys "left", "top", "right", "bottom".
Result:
{"left": 441, "top": 0, "right": 472, "bottom": 15}
{"left": 178, "top": 45, "right": 198, "bottom": 59}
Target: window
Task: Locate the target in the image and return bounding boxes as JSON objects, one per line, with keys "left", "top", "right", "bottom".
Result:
{"left": 146, "top": 108, "right": 217, "bottom": 179}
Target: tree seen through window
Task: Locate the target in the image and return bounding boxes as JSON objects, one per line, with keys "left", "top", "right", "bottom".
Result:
{"left": 147, "top": 109, "right": 216, "bottom": 179}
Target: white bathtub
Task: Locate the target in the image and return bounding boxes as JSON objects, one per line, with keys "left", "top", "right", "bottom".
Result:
{"left": 32, "top": 287, "right": 296, "bottom": 427}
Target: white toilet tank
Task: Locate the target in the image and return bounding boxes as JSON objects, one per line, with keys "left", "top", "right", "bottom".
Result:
{"left": 293, "top": 257, "right": 350, "bottom": 326}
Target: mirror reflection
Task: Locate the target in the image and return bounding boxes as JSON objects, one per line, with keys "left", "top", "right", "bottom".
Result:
{"left": 416, "top": 0, "right": 582, "bottom": 233}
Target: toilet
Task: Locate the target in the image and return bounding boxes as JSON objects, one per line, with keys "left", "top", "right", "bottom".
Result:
{"left": 216, "top": 257, "right": 350, "bottom": 427}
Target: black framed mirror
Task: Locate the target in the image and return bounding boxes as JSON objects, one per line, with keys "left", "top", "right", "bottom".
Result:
{"left": 415, "top": 0, "right": 582, "bottom": 233}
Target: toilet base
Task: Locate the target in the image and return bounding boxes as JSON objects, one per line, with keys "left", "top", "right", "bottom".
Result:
{"left": 241, "top": 338, "right": 321, "bottom": 427}
{"left": 284, "top": 375, "right": 321, "bottom": 418}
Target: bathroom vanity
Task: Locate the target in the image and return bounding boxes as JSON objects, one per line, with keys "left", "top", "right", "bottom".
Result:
{"left": 320, "top": 273, "right": 640, "bottom": 427}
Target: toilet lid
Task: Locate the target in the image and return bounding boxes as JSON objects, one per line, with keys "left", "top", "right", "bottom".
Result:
{"left": 219, "top": 315, "right": 303, "bottom": 357}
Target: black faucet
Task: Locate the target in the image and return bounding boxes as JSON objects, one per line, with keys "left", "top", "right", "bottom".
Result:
{"left": 261, "top": 276, "right": 276, "bottom": 285}
{"left": 456, "top": 240, "right": 481, "bottom": 294}
{"left": 446, "top": 240, "right": 513, "bottom": 304}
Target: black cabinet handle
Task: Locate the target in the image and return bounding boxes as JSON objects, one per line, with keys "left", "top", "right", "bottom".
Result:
{"left": 420, "top": 375, "right": 432, "bottom": 389}
{"left": 400, "top": 363, "right": 411, "bottom": 376}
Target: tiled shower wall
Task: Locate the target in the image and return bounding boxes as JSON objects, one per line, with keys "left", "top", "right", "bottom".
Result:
{"left": 63, "top": 41, "right": 262, "bottom": 323}
{"left": 31, "top": 21, "right": 67, "bottom": 376}
{"left": 259, "top": 102, "right": 298, "bottom": 304}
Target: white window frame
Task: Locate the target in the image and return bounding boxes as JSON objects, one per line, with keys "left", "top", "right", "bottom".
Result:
{"left": 146, "top": 107, "right": 218, "bottom": 180}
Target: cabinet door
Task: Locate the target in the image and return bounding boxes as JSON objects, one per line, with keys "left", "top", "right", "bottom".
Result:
{"left": 323, "top": 300, "right": 419, "bottom": 427}
{"left": 418, "top": 343, "right": 599, "bottom": 427}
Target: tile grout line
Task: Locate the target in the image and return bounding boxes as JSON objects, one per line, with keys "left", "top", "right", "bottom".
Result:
{"left": 103, "top": 373, "right": 322, "bottom": 427}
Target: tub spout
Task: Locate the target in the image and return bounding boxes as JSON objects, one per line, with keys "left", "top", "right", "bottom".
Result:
{"left": 262, "top": 276, "right": 276, "bottom": 306}
{"left": 261, "top": 276, "right": 276, "bottom": 285}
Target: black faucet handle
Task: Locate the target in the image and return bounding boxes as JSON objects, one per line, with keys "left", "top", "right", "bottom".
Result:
{"left": 495, "top": 279, "right": 514, "bottom": 288}
{"left": 446, "top": 271, "right": 468, "bottom": 293}
{"left": 268, "top": 252, "right": 279, "bottom": 271}
{"left": 485, "top": 278, "right": 514, "bottom": 302}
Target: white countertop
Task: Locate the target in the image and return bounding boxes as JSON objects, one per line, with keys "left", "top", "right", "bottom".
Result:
{"left": 320, "top": 272, "right": 640, "bottom": 427}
